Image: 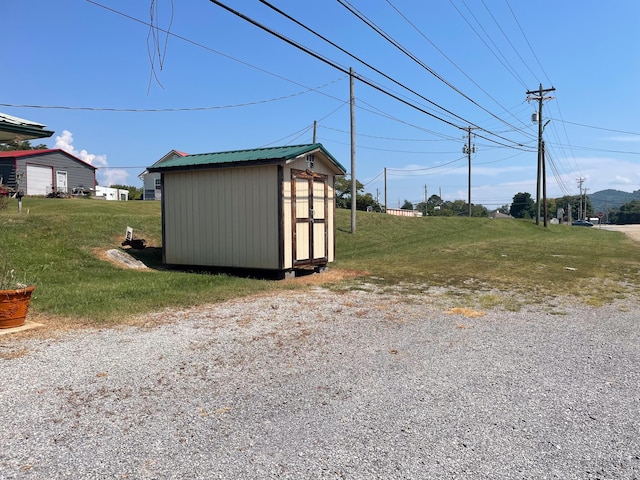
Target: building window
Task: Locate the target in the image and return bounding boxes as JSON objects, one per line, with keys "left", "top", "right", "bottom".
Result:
{"left": 155, "top": 178, "right": 161, "bottom": 189}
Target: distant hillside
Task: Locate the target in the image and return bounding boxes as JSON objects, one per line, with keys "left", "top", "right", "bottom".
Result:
{"left": 589, "top": 189, "right": 640, "bottom": 213}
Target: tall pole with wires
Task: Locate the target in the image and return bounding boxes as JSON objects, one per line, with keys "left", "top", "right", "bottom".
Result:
{"left": 350, "top": 67, "right": 357, "bottom": 233}
{"left": 463, "top": 127, "right": 477, "bottom": 217}
{"left": 527, "top": 84, "right": 555, "bottom": 226}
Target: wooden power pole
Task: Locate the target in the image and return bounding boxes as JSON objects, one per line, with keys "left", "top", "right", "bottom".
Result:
{"left": 527, "top": 84, "right": 555, "bottom": 226}
{"left": 350, "top": 67, "right": 356, "bottom": 234}
{"left": 463, "top": 127, "right": 477, "bottom": 217}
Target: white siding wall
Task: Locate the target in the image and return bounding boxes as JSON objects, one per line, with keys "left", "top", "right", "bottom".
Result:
{"left": 163, "top": 165, "right": 280, "bottom": 269}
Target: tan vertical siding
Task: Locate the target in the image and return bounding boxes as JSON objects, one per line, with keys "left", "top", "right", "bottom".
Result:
{"left": 163, "top": 166, "right": 279, "bottom": 268}
{"left": 282, "top": 167, "right": 293, "bottom": 269}
{"left": 327, "top": 176, "right": 335, "bottom": 261}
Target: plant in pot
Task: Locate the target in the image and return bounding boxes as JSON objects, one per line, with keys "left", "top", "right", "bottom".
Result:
{"left": 0, "top": 259, "right": 36, "bottom": 329}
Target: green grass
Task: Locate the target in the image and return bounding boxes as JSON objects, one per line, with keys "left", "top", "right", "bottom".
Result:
{"left": 1, "top": 198, "right": 639, "bottom": 324}
{"left": 0, "top": 197, "right": 282, "bottom": 324}
{"left": 334, "top": 209, "right": 640, "bottom": 304}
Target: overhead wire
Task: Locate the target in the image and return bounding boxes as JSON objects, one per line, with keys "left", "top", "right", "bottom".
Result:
{"left": 258, "top": 0, "right": 471, "bottom": 127}
{"left": 209, "top": 0, "right": 536, "bottom": 152}
{"left": 451, "top": 0, "right": 528, "bottom": 88}
{"left": 83, "top": 0, "right": 617, "bottom": 204}
{"left": 82, "top": 0, "right": 475, "bottom": 149}
{"left": 336, "top": 0, "right": 536, "bottom": 143}
{"left": 260, "top": 0, "right": 530, "bottom": 147}
{"left": 478, "top": 0, "right": 539, "bottom": 82}
{"left": 547, "top": 118, "right": 640, "bottom": 136}
{"left": 0, "top": 78, "right": 346, "bottom": 112}
{"left": 84, "top": 0, "right": 354, "bottom": 106}
{"left": 319, "top": 125, "right": 450, "bottom": 143}
{"left": 383, "top": 0, "right": 531, "bottom": 132}
{"left": 504, "top": 0, "right": 553, "bottom": 86}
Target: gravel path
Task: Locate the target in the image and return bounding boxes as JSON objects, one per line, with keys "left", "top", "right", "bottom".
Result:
{"left": 1, "top": 287, "right": 639, "bottom": 479}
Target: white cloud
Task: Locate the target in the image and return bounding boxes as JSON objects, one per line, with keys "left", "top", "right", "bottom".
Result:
{"left": 606, "top": 135, "right": 640, "bottom": 143}
{"left": 101, "top": 169, "right": 129, "bottom": 186}
{"left": 615, "top": 175, "right": 631, "bottom": 185}
{"left": 54, "top": 130, "right": 126, "bottom": 186}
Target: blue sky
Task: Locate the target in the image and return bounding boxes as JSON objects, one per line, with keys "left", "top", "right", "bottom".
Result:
{"left": 4, "top": 0, "right": 639, "bottom": 208}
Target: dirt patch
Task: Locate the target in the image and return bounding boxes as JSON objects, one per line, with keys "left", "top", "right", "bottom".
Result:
{"left": 0, "top": 268, "right": 371, "bottom": 339}
{"left": 282, "top": 268, "right": 369, "bottom": 286}
{"left": 599, "top": 224, "right": 640, "bottom": 242}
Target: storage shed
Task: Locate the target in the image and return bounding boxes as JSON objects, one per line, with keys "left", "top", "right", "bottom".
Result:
{"left": 148, "top": 143, "right": 346, "bottom": 278}
{"left": 0, "top": 149, "right": 96, "bottom": 196}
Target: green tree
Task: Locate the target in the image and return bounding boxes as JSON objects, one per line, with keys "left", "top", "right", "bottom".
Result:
{"left": 610, "top": 200, "right": 640, "bottom": 224}
{"left": 335, "top": 176, "right": 381, "bottom": 211}
{"left": 426, "top": 194, "right": 442, "bottom": 216}
{"left": 510, "top": 192, "right": 535, "bottom": 219}
{"left": 335, "top": 176, "right": 357, "bottom": 209}
{"left": 0, "top": 139, "right": 48, "bottom": 151}
{"left": 400, "top": 199, "right": 413, "bottom": 210}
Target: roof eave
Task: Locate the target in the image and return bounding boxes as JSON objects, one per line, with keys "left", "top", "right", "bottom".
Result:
{"left": 0, "top": 123, "right": 55, "bottom": 142}
{"left": 148, "top": 158, "right": 280, "bottom": 173}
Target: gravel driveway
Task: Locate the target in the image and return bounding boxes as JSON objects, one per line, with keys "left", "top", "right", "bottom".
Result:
{"left": 1, "top": 287, "right": 639, "bottom": 479}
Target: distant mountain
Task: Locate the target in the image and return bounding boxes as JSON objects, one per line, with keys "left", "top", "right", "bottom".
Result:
{"left": 589, "top": 189, "right": 640, "bottom": 213}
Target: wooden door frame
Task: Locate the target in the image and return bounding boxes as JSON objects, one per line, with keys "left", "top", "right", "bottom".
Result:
{"left": 291, "top": 169, "right": 329, "bottom": 267}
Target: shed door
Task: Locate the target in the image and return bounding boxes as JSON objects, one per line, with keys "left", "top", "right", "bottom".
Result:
{"left": 26, "top": 165, "right": 53, "bottom": 196}
{"left": 56, "top": 171, "right": 68, "bottom": 193}
{"left": 292, "top": 169, "right": 328, "bottom": 267}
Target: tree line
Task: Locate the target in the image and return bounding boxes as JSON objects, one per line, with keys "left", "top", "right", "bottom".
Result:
{"left": 337, "top": 176, "right": 640, "bottom": 223}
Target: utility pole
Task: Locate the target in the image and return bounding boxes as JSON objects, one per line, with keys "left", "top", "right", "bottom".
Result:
{"left": 542, "top": 138, "right": 547, "bottom": 227}
{"left": 541, "top": 118, "right": 550, "bottom": 227}
{"left": 313, "top": 120, "right": 317, "bottom": 143}
{"left": 462, "top": 127, "right": 477, "bottom": 217}
{"left": 384, "top": 167, "right": 387, "bottom": 213}
{"left": 350, "top": 67, "right": 356, "bottom": 233}
{"left": 583, "top": 188, "right": 589, "bottom": 220}
{"left": 527, "top": 84, "right": 555, "bottom": 226}
{"left": 577, "top": 177, "right": 586, "bottom": 221}
{"left": 424, "top": 184, "right": 428, "bottom": 216}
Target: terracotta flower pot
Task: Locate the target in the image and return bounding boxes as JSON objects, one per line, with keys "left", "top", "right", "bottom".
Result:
{"left": 0, "top": 285, "right": 35, "bottom": 329}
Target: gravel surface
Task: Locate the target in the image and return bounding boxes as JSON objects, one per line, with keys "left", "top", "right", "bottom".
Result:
{"left": 0, "top": 287, "right": 639, "bottom": 479}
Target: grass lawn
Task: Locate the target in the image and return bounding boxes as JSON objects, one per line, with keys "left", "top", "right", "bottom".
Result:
{"left": 1, "top": 197, "right": 638, "bottom": 325}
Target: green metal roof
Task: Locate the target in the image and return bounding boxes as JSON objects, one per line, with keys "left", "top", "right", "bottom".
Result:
{"left": 0, "top": 112, "right": 54, "bottom": 142}
{"left": 148, "top": 143, "right": 346, "bottom": 174}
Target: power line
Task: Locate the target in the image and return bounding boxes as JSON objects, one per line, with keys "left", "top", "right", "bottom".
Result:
{"left": 337, "top": 0, "right": 535, "bottom": 142}
{"left": 504, "top": 0, "right": 553, "bottom": 86}
{"left": 209, "top": 0, "right": 535, "bottom": 151}
{"left": 383, "top": 0, "right": 531, "bottom": 131}
{"left": 319, "top": 125, "right": 450, "bottom": 143}
{"left": 84, "top": 0, "right": 498, "bottom": 147}
{"left": 478, "top": 0, "right": 540, "bottom": 82}
{"left": 449, "top": 0, "right": 526, "bottom": 88}
{"left": 386, "top": 156, "right": 467, "bottom": 173}
{"left": 85, "top": 0, "right": 353, "bottom": 106}
{"left": 0, "top": 78, "right": 345, "bottom": 112}
{"left": 262, "top": 0, "right": 522, "bottom": 144}
{"left": 547, "top": 118, "right": 640, "bottom": 136}
{"left": 259, "top": 0, "right": 478, "bottom": 129}
{"left": 207, "top": 0, "right": 468, "bottom": 133}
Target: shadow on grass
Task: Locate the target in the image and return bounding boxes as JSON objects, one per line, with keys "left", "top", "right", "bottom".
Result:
{"left": 124, "top": 247, "right": 165, "bottom": 270}
{"left": 124, "top": 246, "right": 321, "bottom": 281}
